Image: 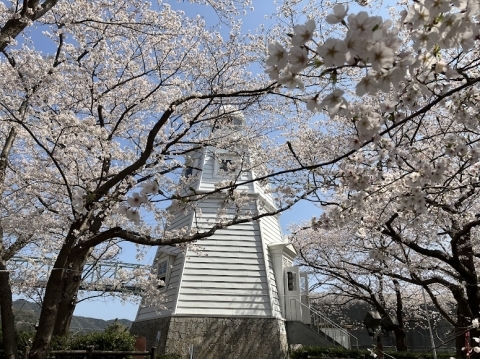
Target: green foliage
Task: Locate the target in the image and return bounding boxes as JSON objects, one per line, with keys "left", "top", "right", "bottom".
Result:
{"left": 41, "top": 323, "right": 136, "bottom": 359}
{"left": 1, "top": 323, "right": 146, "bottom": 359}
{"left": 156, "top": 354, "right": 181, "bottom": 359}
{"left": 290, "top": 346, "right": 368, "bottom": 359}
{"left": 0, "top": 329, "right": 35, "bottom": 353}
{"left": 16, "top": 331, "right": 35, "bottom": 352}
{"left": 290, "top": 347, "right": 456, "bottom": 359}
{"left": 49, "top": 334, "right": 73, "bottom": 351}
{"left": 68, "top": 322, "right": 136, "bottom": 357}
{"left": 388, "top": 352, "right": 456, "bottom": 359}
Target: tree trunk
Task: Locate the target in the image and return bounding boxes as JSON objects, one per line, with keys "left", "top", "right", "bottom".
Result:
{"left": 393, "top": 279, "right": 407, "bottom": 351}
{"left": 456, "top": 230, "right": 480, "bottom": 357}
{"left": 0, "top": 128, "right": 18, "bottom": 359}
{"left": 393, "top": 327, "right": 407, "bottom": 352}
{"left": 0, "top": 262, "right": 18, "bottom": 359}
{"left": 28, "top": 267, "right": 65, "bottom": 359}
{"left": 53, "top": 249, "right": 90, "bottom": 336}
{"left": 28, "top": 231, "right": 79, "bottom": 359}
{"left": 456, "top": 297, "right": 472, "bottom": 357}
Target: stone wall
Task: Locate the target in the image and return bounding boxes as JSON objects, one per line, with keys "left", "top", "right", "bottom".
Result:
{"left": 130, "top": 316, "right": 171, "bottom": 354}
{"left": 130, "top": 316, "right": 288, "bottom": 359}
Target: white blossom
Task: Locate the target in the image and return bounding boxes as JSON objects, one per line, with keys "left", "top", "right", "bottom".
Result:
{"left": 127, "top": 192, "right": 148, "bottom": 207}
{"left": 404, "top": 4, "right": 430, "bottom": 28}
{"left": 278, "top": 70, "right": 305, "bottom": 90}
{"left": 267, "top": 42, "right": 288, "bottom": 70}
{"left": 370, "top": 42, "right": 394, "bottom": 71}
{"left": 326, "top": 4, "right": 349, "bottom": 25}
{"left": 126, "top": 209, "right": 141, "bottom": 225}
{"left": 265, "top": 65, "right": 280, "bottom": 80}
{"left": 316, "top": 39, "right": 347, "bottom": 67}
{"left": 319, "top": 89, "right": 347, "bottom": 115}
{"left": 288, "top": 46, "right": 309, "bottom": 73}
{"left": 141, "top": 180, "right": 159, "bottom": 195}
{"left": 356, "top": 75, "right": 378, "bottom": 96}
{"left": 306, "top": 96, "right": 320, "bottom": 112}
{"left": 291, "top": 19, "right": 316, "bottom": 46}
{"left": 347, "top": 12, "right": 379, "bottom": 38}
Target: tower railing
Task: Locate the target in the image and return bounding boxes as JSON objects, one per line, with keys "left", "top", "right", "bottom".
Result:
{"left": 289, "top": 298, "right": 359, "bottom": 350}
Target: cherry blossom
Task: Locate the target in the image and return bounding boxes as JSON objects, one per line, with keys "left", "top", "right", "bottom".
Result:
{"left": 325, "top": 4, "right": 349, "bottom": 25}
{"left": 356, "top": 74, "right": 378, "bottom": 96}
{"left": 267, "top": 0, "right": 480, "bottom": 353}
{"left": 127, "top": 192, "right": 147, "bottom": 208}
{"left": 316, "top": 39, "right": 347, "bottom": 67}
{"left": 319, "top": 89, "right": 347, "bottom": 115}
{"left": 266, "top": 42, "right": 288, "bottom": 70}
{"left": 278, "top": 69, "right": 305, "bottom": 90}
{"left": 306, "top": 96, "right": 321, "bottom": 112}
{"left": 72, "top": 189, "right": 87, "bottom": 215}
{"left": 369, "top": 42, "right": 394, "bottom": 71}
{"left": 403, "top": 4, "right": 430, "bottom": 28}
{"left": 347, "top": 12, "right": 381, "bottom": 39}
{"left": 288, "top": 46, "right": 309, "bottom": 73}
{"left": 141, "top": 180, "right": 159, "bottom": 195}
{"left": 126, "top": 209, "right": 141, "bottom": 225}
{"left": 0, "top": 1, "right": 306, "bottom": 357}
{"left": 291, "top": 19, "right": 316, "bottom": 46}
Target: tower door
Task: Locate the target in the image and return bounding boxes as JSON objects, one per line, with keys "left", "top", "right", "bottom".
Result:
{"left": 284, "top": 266, "right": 302, "bottom": 321}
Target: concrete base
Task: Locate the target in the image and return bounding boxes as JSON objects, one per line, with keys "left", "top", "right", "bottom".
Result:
{"left": 130, "top": 316, "right": 288, "bottom": 359}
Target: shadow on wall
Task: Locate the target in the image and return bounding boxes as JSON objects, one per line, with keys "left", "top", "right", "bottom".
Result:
{"left": 130, "top": 316, "right": 288, "bottom": 359}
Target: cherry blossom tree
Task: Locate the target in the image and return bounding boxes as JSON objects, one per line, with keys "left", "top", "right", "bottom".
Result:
{"left": 0, "top": 1, "right": 318, "bottom": 359}
{"left": 266, "top": 0, "right": 480, "bottom": 355}
{"left": 292, "top": 224, "right": 459, "bottom": 351}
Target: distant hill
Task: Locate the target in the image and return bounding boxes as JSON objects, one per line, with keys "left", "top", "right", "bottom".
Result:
{"left": 9, "top": 299, "right": 132, "bottom": 333}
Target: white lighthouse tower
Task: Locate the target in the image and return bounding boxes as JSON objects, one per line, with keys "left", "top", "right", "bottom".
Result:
{"left": 130, "top": 109, "right": 307, "bottom": 359}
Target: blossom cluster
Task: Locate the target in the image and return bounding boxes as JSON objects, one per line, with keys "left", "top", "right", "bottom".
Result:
{"left": 266, "top": 0, "right": 479, "bottom": 121}
{"left": 117, "top": 180, "right": 160, "bottom": 225}
{"left": 71, "top": 180, "right": 161, "bottom": 226}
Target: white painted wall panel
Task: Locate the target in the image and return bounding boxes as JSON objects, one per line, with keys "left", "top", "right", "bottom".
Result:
{"left": 176, "top": 308, "right": 270, "bottom": 316}
{"left": 259, "top": 215, "right": 285, "bottom": 319}
{"left": 175, "top": 205, "right": 273, "bottom": 317}
{"left": 179, "top": 288, "right": 268, "bottom": 296}
{"left": 134, "top": 210, "right": 192, "bottom": 321}
{"left": 182, "top": 281, "right": 268, "bottom": 289}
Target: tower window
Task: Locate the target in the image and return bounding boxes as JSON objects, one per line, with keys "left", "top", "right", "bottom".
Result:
{"left": 185, "top": 167, "right": 194, "bottom": 177}
{"left": 287, "top": 271, "right": 296, "bottom": 291}
{"left": 219, "top": 159, "right": 233, "bottom": 172}
{"left": 183, "top": 158, "right": 200, "bottom": 178}
{"left": 211, "top": 116, "right": 243, "bottom": 132}
{"left": 157, "top": 260, "right": 168, "bottom": 289}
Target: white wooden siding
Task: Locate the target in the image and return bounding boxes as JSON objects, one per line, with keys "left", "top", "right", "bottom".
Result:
{"left": 134, "top": 210, "right": 192, "bottom": 321}
{"left": 175, "top": 200, "right": 273, "bottom": 317}
{"left": 253, "top": 177, "right": 277, "bottom": 209}
{"left": 259, "top": 214, "right": 284, "bottom": 319}
{"left": 259, "top": 215, "right": 283, "bottom": 245}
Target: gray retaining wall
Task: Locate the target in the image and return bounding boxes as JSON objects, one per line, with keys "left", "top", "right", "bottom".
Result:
{"left": 130, "top": 316, "right": 288, "bottom": 359}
